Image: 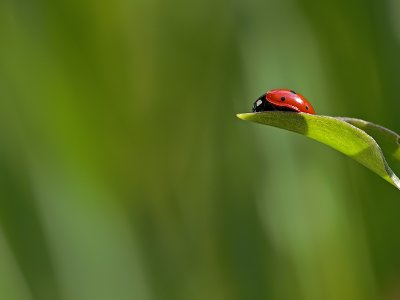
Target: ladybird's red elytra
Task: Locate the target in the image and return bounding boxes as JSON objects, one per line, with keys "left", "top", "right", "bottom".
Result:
{"left": 252, "top": 89, "right": 316, "bottom": 115}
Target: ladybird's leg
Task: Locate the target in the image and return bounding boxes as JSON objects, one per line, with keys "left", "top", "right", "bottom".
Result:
{"left": 267, "top": 102, "right": 278, "bottom": 111}
{"left": 276, "top": 106, "right": 290, "bottom": 111}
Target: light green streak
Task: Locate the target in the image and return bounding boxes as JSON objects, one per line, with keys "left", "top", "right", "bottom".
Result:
{"left": 237, "top": 112, "right": 400, "bottom": 190}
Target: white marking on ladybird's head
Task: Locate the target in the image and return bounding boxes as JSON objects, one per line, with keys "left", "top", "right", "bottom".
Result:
{"left": 256, "top": 99, "right": 263, "bottom": 106}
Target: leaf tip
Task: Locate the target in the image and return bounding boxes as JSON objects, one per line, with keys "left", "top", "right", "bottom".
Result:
{"left": 236, "top": 113, "right": 252, "bottom": 120}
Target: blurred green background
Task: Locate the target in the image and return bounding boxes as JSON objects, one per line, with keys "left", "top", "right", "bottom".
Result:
{"left": 1, "top": 0, "right": 400, "bottom": 299}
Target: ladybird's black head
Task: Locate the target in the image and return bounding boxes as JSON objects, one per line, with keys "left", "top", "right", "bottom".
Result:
{"left": 252, "top": 94, "right": 266, "bottom": 112}
{"left": 252, "top": 94, "right": 276, "bottom": 112}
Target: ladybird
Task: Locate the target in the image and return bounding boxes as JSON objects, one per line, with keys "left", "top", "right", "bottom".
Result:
{"left": 252, "top": 89, "right": 316, "bottom": 114}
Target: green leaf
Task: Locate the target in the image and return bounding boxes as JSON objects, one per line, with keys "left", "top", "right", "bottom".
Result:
{"left": 237, "top": 112, "right": 400, "bottom": 190}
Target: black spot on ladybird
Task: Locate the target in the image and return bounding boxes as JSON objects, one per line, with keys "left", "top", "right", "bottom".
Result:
{"left": 306, "top": 106, "right": 309, "bottom": 110}
{"left": 281, "top": 97, "right": 285, "bottom": 101}
{"left": 290, "top": 90, "right": 296, "bottom": 94}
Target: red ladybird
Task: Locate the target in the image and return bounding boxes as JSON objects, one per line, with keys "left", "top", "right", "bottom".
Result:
{"left": 252, "top": 89, "right": 316, "bottom": 114}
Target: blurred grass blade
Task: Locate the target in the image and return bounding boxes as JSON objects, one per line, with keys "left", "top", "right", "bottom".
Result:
{"left": 237, "top": 112, "right": 400, "bottom": 190}
{"left": 338, "top": 117, "right": 400, "bottom": 161}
